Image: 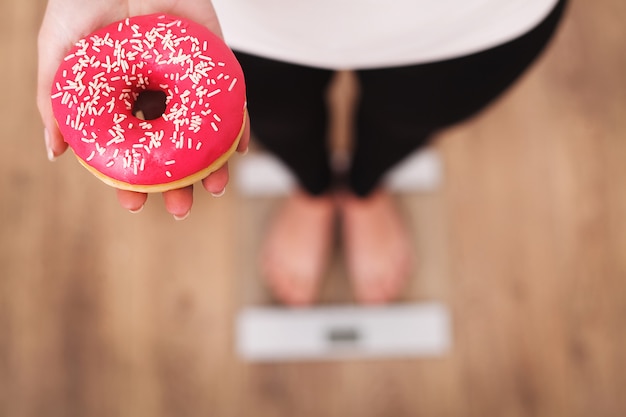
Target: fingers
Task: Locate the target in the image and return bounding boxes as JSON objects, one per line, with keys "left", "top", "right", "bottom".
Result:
{"left": 116, "top": 189, "right": 148, "bottom": 213}
{"left": 237, "top": 112, "right": 251, "bottom": 154}
{"left": 162, "top": 185, "right": 194, "bottom": 220}
{"left": 42, "top": 126, "right": 67, "bottom": 162}
{"left": 37, "top": 14, "right": 70, "bottom": 161}
{"left": 202, "top": 163, "right": 230, "bottom": 196}
{"left": 117, "top": 186, "right": 194, "bottom": 220}
{"left": 199, "top": 107, "right": 249, "bottom": 197}
{"left": 116, "top": 186, "right": 194, "bottom": 220}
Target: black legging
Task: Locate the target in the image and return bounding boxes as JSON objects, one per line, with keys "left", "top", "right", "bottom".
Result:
{"left": 236, "top": 0, "right": 567, "bottom": 197}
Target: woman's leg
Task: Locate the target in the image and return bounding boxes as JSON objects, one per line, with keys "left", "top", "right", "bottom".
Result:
{"left": 341, "top": 0, "right": 567, "bottom": 303}
{"left": 350, "top": 0, "right": 567, "bottom": 196}
{"left": 235, "top": 52, "right": 337, "bottom": 305}
{"left": 235, "top": 52, "right": 336, "bottom": 195}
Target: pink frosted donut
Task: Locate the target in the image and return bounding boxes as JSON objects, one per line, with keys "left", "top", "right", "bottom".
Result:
{"left": 51, "top": 14, "right": 247, "bottom": 193}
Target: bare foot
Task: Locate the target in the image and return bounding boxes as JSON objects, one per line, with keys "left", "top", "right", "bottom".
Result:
{"left": 339, "top": 189, "right": 413, "bottom": 304}
{"left": 259, "top": 190, "right": 335, "bottom": 306}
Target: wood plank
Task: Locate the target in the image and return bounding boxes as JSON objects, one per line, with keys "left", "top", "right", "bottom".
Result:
{"left": 2, "top": 0, "right": 626, "bottom": 416}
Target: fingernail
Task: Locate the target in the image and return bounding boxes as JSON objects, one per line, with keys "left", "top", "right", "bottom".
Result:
{"left": 129, "top": 204, "right": 144, "bottom": 214}
{"left": 44, "top": 129, "right": 56, "bottom": 162}
{"left": 240, "top": 147, "right": 249, "bottom": 156}
{"left": 173, "top": 210, "right": 191, "bottom": 221}
{"left": 211, "top": 188, "right": 226, "bottom": 198}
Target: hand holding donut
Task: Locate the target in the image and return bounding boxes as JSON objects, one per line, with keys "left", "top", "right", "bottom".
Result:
{"left": 37, "top": 0, "right": 250, "bottom": 219}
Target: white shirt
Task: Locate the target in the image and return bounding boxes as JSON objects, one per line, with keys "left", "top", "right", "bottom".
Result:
{"left": 212, "top": 0, "right": 559, "bottom": 69}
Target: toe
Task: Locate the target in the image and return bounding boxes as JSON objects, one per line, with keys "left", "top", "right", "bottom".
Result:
{"left": 352, "top": 270, "right": 389, "bottom": 305}
{"left": 285, "top": 273, "right": 317, "bottom": 306}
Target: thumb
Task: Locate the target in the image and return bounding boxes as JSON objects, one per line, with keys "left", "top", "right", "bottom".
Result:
{"left": 37, "top": 89, "right": 67, "bottom": 162}
{"left": 37, "top": 17, "right": 69, "bottom": 161}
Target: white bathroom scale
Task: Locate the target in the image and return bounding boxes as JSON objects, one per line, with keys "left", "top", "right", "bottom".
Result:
{"left": 236, "top": 302, "right": 452, "bottom": 362}
{"left": 234, "top": 145, "right": 451, "bottom": 362}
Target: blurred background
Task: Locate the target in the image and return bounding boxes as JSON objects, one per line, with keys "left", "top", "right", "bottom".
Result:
{"left": 2, "top": 0, "right": 626, "bottom": 416}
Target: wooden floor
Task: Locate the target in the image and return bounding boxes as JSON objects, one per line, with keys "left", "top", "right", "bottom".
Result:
{"left": 2, "top": 0, "right": 626, "bottom": 416}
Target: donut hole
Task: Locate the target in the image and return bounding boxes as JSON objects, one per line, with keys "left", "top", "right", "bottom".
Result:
{"left": 132, "top": 90, "right": 168, "bottom": 121}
